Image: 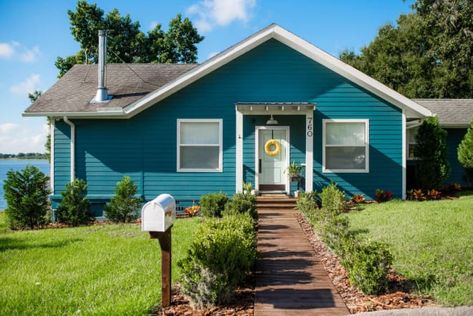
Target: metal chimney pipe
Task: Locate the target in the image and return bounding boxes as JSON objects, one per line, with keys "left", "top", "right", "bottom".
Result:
{"left": 95, "top": 30, "right": 109, "bottom": 102}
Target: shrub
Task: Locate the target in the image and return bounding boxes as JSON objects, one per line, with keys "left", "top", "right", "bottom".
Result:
{"left": 426, "top": 189, "right": 442, "bottom": 200}
{"left": 178, "top": 214, "right": 256, "bottom": 307}
{"left": 375, "top": 189, "right": 393, "bottom": 203}
{"left": 458, "top": 117, "right": 473, "bottom": 186}
{"left": 199, "top": 192, "right": 228, "bottom": 217}
{"left": 320, "top": 183, "right": 345, "bottom": 215}
{"left": 242, "top": 182, "right": 253, "bottom": 195}
{"left": 3, "top": 165, "right": 50, "bottom": 229}
{"left": 223, "top": 193, "right": 256, "bottom": 219}
{"left": 415, "top": 116, "right": 450, "bottom": 189}
{"left": 407, "top": 189, "right": 426, "bottom": 201}
{"left": 296, "top": 191, "right": 318, "bottom": 214}
{"left": 56, "top": 179, "right": 93, "bottom": 226}
{"left": 104, "top": 176, "right": 142, "bottom": 223}
{"left": 351, "top": 194, "right": 365, "bottom": 204}
{"left": 320, "top": 216, "right": 354, "bottom": 253}
{"left": 184, "top": 205, "right": 201, "bottom": 217}
{"left": 299, "top": 183, "right": 394, "bottom": 295}
{"left": 347, "top": 241, "right": 393, "bottom": 295}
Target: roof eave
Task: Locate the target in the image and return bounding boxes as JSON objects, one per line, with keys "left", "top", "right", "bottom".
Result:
{"left": 22, "top": 109, "right": 125, "bottom": 119}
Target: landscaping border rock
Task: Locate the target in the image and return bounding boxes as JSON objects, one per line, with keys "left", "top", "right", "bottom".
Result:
{"left": 155, "top": 286, "right": 254, "bottom": 316}
{"left": 296, "top": 212, "right": 434, "bottom": 314}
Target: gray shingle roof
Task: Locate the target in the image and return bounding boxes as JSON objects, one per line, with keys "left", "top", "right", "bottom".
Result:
{"left": 413, "top": 99, "right": 473, "bottom": 127}
{"left": 24, "top": 63, "right": 197, "bottom": 113}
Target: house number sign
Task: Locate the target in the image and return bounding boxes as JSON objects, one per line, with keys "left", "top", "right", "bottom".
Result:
{"left": 306, "top": 116, "right": 313, "bottom": 137}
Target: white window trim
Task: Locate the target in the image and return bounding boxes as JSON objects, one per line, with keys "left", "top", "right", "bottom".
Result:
{"left": 406, "top": 127, "right": 419, "bottom": 161}
{"left": 176, "top": 119, "right": 223, "bottom": 172}
{"left": 322, "top": 119, "right": 370, "bottom": 173}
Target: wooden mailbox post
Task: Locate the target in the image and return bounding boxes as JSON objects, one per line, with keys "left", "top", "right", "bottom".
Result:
{"left": 150, "top": 229, "right": 172, "bottom": 307}
{"left": 141, "top": 194, "right": 176, "bottom": 308}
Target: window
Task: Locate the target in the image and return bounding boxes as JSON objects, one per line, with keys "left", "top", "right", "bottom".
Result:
{"left": 323, "top": 119, "right": 369, "bottom": 172}
{"left": 177, "top": 119, "right": 223, "bottom": 172}
{"left": 407, "top": 127, "right": 418, "bottom": 160}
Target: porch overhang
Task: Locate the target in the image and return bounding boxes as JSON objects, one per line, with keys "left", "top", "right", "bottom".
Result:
{"left": 235, "top": 102, "right": 315, "bottom": 193}
{"left": 236, "top": 102, "right": 315, "bottom": 114}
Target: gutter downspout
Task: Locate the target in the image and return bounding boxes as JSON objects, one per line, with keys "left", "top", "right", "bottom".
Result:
{"left": 63, "top": 116, "right": 75, "bottom": 182}
{"left": 50, "top": 118, "right": 55, "bottom": 193}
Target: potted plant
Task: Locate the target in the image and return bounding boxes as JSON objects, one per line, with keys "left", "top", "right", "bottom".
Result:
{"left": 287, "top": 162, "right": 303, "bottom": 197}
{"left": 243, "top": 182, "right": 255, "bottom": 195}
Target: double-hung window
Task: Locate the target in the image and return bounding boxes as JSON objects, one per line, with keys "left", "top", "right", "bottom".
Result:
{"left": 407, "top": 127, "right": 418, "bottom": 160}
{"left": 323, "top": 119, "right": 369, "bottom": 173}
{"left": 177, "top": 119, "right": 223, "bottom": 172}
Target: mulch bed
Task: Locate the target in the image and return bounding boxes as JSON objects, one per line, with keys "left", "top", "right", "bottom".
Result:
{"left": 154, "top": 286, "right": 254, "bottom": 316}
{"left": 296, "top": 212, "right": 435, "bottom": 314}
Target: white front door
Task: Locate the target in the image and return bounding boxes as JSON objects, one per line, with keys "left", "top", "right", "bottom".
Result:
{"left": 257, "top": 128, "right": 289, "bottom": 191}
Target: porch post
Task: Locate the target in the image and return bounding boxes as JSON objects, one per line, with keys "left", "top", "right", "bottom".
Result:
{"left": 305, "top": 110, "right": 314, "bottom": 192}
{"left": 236, "top": 109, "right": 243, "bottom": 192}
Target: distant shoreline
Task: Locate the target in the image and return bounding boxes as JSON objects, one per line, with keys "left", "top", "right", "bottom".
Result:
{"left": 0, "top": 158, "right": 48, "bottom": 161}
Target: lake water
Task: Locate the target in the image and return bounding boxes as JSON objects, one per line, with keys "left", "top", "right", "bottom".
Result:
{"left": 0, "top": 159, "right": 50, "bottom": 210}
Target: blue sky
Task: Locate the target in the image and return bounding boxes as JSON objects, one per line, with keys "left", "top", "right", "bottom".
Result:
{"left": 0, "top": 0, "right": 415, "bottom": 153}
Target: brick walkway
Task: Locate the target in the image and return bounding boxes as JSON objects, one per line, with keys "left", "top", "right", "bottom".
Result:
{"left": 254, "top": 197, "right": 349, "bottom": 316}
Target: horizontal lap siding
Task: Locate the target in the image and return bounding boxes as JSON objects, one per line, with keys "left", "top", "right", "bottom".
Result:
{"left": 54, "top": 121, "right": 70, "bottom": 193}
{"left": 314, "top": 84, "right": 402, "bottom": 199}
{"left": 53, "top": 39, "right": 403, "bottom": 213}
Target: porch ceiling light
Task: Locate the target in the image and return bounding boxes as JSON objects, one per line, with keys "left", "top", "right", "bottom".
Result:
{"left": 266, "top": 114, "right": 279, "bottom": 125}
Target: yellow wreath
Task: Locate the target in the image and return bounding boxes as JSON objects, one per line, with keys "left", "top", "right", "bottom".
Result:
{"left": 264, "top": 139, "right": 281, "bottom": 157}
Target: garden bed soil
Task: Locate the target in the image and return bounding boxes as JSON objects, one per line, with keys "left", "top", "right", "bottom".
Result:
{"left": 155, "top": 286, "right": 254, "bottom": 316}
{"left": 296, "top": 213, "right": 435, "bottom": 314}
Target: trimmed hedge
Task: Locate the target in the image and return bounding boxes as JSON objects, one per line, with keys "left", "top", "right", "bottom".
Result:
{"left": 179, "top": 191, "right": 257, "bottom": 306}
{"left": 199, "top": 192, "right": 228, "bottom": 218}
{"left": 178, "top": 213, "right": 256, "bottom": 307}
{"left": 297, "top": 184, "right": 394, "bottom": 295}
{"left": 223, "top": 193, "right": 257, "bottom": 219}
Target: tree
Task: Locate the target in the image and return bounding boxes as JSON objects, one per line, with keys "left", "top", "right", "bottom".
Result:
{"left": 28, "top": 90, "right": 51, "bottom": 161}
{"left": 340, "top": 0, "right": 473, "bottom": 98}
{"left": 56, "top": 179, "right": 93, "bottom": 226}
{"left": 104, "top": 176, "right": 142, "bottom": 223}
{"left": 3, "top": 165, "right": 50, "bottom": 229}
{"left": 56, "top": 1, "right": 203, "bottom": 77}
{"left": 28, "top": 90, "right": 42, "bottom": 103}
{"left": 458, "top": 117, "right": 473, "bottom": 185}
{"left": 414, "top": 116, "right": 450, "bottom": 189}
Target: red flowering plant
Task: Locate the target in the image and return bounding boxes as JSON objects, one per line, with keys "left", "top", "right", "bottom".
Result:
{"left": 184, "top": 205, "right": 201, "bottom": 217}
{"left": 375, "top": 189, "right": 393, "bottom": 203}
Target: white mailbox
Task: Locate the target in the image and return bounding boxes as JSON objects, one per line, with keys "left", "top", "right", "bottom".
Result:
{"left": 141, "top": 194, "right": 176, "bottom": 232}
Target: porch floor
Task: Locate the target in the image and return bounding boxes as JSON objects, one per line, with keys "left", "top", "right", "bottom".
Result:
{"left": 254, "top": 197, "right": 348, "bottom": 315}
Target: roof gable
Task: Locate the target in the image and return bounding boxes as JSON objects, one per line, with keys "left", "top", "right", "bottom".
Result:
{"left": 24, "top": 24, "right": 432, "bottom": 118}
{"left": 121, "top": 24, "right": 431, "bottom": 119}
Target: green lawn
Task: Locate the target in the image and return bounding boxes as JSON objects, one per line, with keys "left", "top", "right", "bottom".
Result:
{"left": 347, "top": 193, "right": 473, "bottom": 306}
{"left": 0, "top": 213, "right": 200, "bottom": 315}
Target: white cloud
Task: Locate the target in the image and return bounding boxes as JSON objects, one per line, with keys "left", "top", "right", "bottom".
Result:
{"left": 0, "top": 42, "right": 16, "bottom": 59}
{"left": 187, "top": 0, "right": 256, "bottom": 33}
{"left": 20, "top": 46, "right": 41, "bottom": 63}
{"left": 0, "top": 42, "right": 40, "bottom": 62}
{"left": 9, "top": 74, "right": 41, "bottom": 95}
{"left": 0, "top": 121, "right": 48, "bottom": 153}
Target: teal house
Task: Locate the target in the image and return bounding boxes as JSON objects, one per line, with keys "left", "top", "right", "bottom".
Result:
{"left": 24, "top": 25, "right": 470, "bottom": 216}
